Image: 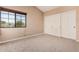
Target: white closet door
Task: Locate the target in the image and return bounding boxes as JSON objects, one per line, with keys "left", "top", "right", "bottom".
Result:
{"left": 44, "top": 14, "right": 61, "bottom": 37}
{"left": 61, "top": 10, "right": 76, "bottom": 40}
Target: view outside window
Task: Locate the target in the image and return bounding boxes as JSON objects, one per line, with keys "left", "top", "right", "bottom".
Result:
{"left": 1, "top": 11, "right": 9, "bottom": 27}
{"left": 0, "top": 10, "right": 26, "bottom": 28}
{"left": 9, "top": 12, "right": 15, "bottom": 27}
{"left": 16, "top": 14, "right": 25, "bottom": 27}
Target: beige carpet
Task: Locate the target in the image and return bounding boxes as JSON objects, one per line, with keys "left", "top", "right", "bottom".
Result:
{"left": 0, "top": 34, "right": 78, "bottom": 52}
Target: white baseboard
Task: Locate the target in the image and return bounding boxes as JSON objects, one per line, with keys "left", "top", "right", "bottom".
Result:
{"left": 0, "top": 33, "right": 43, "bottom": 44}
{"left": 44, "top": 33, "right": 76, "bottom": 41}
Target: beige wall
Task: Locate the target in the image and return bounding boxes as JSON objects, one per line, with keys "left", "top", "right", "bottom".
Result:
{"left": 0, "top": 6, "right": 43, "bottom": 41}
{"left": 76, "top": 7, "right": 79, "bottom": 41}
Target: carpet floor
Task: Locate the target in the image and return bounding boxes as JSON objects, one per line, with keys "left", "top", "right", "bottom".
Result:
{"left": 0, "top": 34, "right": 78, "bottom": 52}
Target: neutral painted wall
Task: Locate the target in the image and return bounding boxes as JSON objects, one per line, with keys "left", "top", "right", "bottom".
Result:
{"left": 0, "top": 6, "right": 43, "bottom": 41}
{"left": 76, "top": 7, "right": 79, "bottom": 41}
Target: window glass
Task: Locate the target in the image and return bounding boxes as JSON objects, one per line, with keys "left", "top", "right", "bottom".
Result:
{"left": 1, "top": 11, "right": 8, "bottom": 18}
{"left": 9, "top": 12, "right": 15, "bottom": 19}
{"left": 16, "top": 13, "right": 26, "bottom": 27}
{"left": 8, "top": 19, "right": 15, "bottom": 27}
{"left": 16, "top": 14, "right": 21, "bottom": 20}
{"left": 1, "top": 18, "right": 9, "bottom": 27}
{"left": 0, "top": 8, "right": 26, "bottom": 28}
{"left": 21, "top": 15, "right": 25, "bottom": 19}
{"left": 22, "top": 19, "right": 25, "bottom": 27}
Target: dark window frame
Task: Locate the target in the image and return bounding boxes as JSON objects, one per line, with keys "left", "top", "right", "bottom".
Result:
{"left": 0, "top": 7, "right": 27, "bottom": 28}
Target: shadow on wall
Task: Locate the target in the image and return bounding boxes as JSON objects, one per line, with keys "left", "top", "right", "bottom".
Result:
{"left": 0, "top": 28, "right": 1, "bottom": 35}
{"left": 0, "top": 29, "right": 1, "bottom": 35}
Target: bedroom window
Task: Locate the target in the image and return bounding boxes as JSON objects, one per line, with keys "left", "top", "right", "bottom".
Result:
{"left": 0, "top": 7, "right": 26, "bottom": 28}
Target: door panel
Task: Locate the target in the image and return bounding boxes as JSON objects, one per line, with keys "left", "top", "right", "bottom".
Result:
{"left": 61, "top": 10, "right": 76, "bottom": 39}
{"left": 44, "top": 14, "right": 61, "bottom": 37}
{"left": 44, "top": 10, "right": 76, "bottom": 40}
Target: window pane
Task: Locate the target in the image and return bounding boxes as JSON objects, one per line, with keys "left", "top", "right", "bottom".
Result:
{"left": 1, "top": 18, "right": 9, "bottom": 27}
{"left": 1, "top": 11, "right": 8, "bottom": 18}
{"left": 9, "top": 19, "right": 15, "bottom": 27}
{"left": 16, "top": 14, "right": 26, "bottom": 27}
{"left": 16, "top": 21, "right": 23, "bottom": 27}
{"left": 22, "top": 19, "right": 25, "bottom": 27}
{"left": 16, "top": 14, "right": 21, "bottom": 20}
{"left": 8, "top": 12, "right": 15, "bottom": 27}
{"left": 9, "top": 12, "right": 15, "bottom": 19}
{"left": 21, "top": 15, "right": 25, "bottom": 19}
{"left": 0, "top": 11, "right": 26, "bottom": 28}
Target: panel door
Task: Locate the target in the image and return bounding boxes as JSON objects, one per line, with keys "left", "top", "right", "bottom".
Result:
{"left": 44, "top": 14, "right": 61, "bottom": 37}
{"left": 61, "top": 10, "right": 76, "bottom": 39}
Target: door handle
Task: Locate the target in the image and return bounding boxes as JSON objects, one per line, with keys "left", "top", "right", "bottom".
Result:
{"left": 73, "top": 26, "right": 76, "bottom": 28}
